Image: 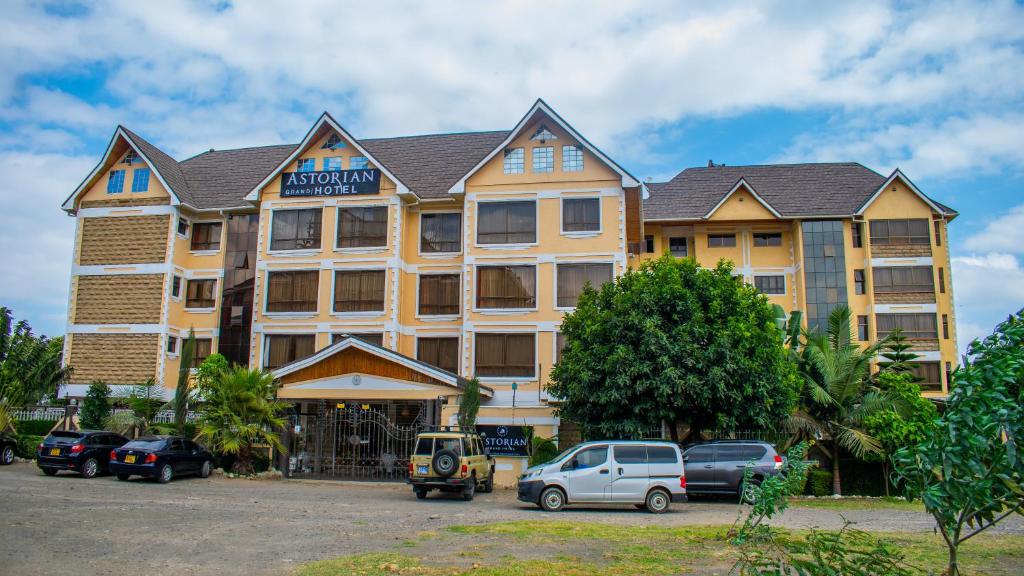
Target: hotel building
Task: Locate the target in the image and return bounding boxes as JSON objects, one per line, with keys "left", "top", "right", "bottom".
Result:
{"left": 59, "top": 100, "right": 958, "bottom": 483}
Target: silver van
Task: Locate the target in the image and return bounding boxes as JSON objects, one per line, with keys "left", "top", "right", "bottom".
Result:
{"left": 517, "top": 440, "right": 687, "bottom": 513}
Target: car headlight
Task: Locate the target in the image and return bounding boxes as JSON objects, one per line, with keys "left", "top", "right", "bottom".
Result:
{"left": 521, "top": 469, "right": 542, "bottom": 480}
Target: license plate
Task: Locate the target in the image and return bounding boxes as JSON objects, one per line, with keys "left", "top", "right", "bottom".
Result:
{"left": 49, "top": 448, "right": 60, "bottom": 456}
{"left": 125, "top": 455, "right": 136, "bottom": 464}
{"left": 418, "top": 466, "right": 428, "bottom": 475}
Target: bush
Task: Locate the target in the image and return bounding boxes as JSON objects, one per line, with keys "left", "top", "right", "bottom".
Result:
{"left": 15, "top": 419, "right": 56, "bottom": 436}
{"left": 808, "top": 469, "right": 833, "bottom": 496}
{"left": 838, "top": 457, "right": 887, "bottom": 496}
{"left": 529, "top": 435, "right": 559, "bottom": 467}
{"left": 15, "top": 434, "right": 44, "bottom": 459}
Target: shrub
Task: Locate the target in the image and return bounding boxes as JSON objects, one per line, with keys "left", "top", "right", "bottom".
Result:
{"left": 79, "top": 381, "right": 112, "bottom": 430}
{"left": 15, "top": 419, "right": 57, "bottom": 436}
{"left": 15, "top": 434, "right": 44, "bottom": 459}
{"left": 808, "top": 469, "right": 833, "bottom": 496}
{"left": 529, "top": 436, "right": 559, "bottom": 467}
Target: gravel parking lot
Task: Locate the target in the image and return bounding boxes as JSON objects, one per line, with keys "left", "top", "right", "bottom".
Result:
{"left": 2, "top": 461, "right": 1021, "bottom": 575}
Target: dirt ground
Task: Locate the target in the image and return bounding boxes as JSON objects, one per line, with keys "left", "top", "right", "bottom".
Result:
{"left": 1, "top": 461, "right": 1021, "bottom": 575}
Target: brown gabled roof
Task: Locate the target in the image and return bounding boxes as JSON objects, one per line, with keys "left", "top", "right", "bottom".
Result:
{"left": 120, "top": 126, "right": 197, "bottom": 206}
{"left": 179, "top": 144, "right": 296, "bottom": 209}
{"left": 645, "top": 162, "right": 903, "bottom": 220}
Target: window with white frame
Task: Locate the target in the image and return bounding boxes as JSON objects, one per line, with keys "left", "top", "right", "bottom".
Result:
{"left": 532, "top": 146, "right": 554, "bottom": 173}
{"left": 503, "top": 148, "right": 524, "bottom": 175}
{"left": 131, "top": 168, "right": 150, "bottom": 192}
{"left": 107, "top": 170, "right": 125, "bottom": 194}
{"left": 296, "top": 158, "right": 315, "bottom": 172}
{"left": 270, "top": 208, "right": 322, "bottom": 250}
{"left": 323, "top": 157, "right": 342, "bottom": 171}
{"left": 562, "top": 145, "right": 584, "bottom": 172}
{"left": 123, "top": 150, "right": 139, "bottom": 165}
{"left": 420, "top": 213, "right": 461, "bottom": 253}
{"left": 166, "top": 336, "right": 178, "bottom": 355}
{"left": 754, "top": 275, "right": 785, "bottom": 295}
{"left": 322, "top": 133, "right": 344, "bottom": 150}
{"left": 171, "top": 275, "right": 183, "bottom": 299}
{"left": 474, "top": 333, "right": 535, "bottom": 378}
{"left": 349, "top": 156, "right": 369, "bottom": 169}
{"left": 530, "top": 125, "right": 557, "bottom": 142}
{"left": 557, "top": 263, "right": 613, "bottom": 308}
{"left": 185, "top": 279, "right": 217, "bottom": 309}
{"left": 477, "top": 201, "right": 536, "bottom": 244}
{"left": 177, "top": 217, "right": 190, "bottom": 237}
{"left": 562, "top": 198, "right": 600, "bottom": 232}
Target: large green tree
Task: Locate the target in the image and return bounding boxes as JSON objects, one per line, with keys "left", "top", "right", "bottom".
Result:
{"left": 0, "top": 307, "right": 69, "bottom": 406}
{"left": 894, "top": 310, "right": 1024, "bottom": 575}
{"left": 863, "top": 372, "right": 938, "bottom": 496}
{"left": 549, "top": 255, "right": 799, "bottom": 442}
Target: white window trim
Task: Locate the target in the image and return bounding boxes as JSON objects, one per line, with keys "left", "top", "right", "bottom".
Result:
{"left": 183, "top": 278, "right": 219, "bottom": 313}
{"left": 553, "top": 260, "right": 615, "bottom": 311}
{"left": 561, "top": 144, "right": 584, "bottom": 172}
{"left": 751, "top": 232, "right": 784, "bottom": 248}
{"left": 502, "top": 147, "right": 525, "bottom": 175}
{"left": 176, "top": 216, "right": 191, "bottom": 239}
{"left": 170, "top": 274, "right": 184, "bottom": 302}
{"left": 559, "top": 196, "right": 603, "bottom": 237}
{"left": 753, "top": 274, "right": 787, "bottom": 296}
{"left": 472, "top": 262, "right": 540, "bottom": 313}
{"left": 188, "top": 219, "right": 224, "bottom": 254}
{"left": 413, "top": 334, "right": 462, "bottom": 375}
{"left": 417, "top": 210, "right": 464, "bottom": 257}
{"left": 131, "top": 167, "right": 151, "bottom": 193}
{"left": 266, "top": 206, "right": 324, "bottom": 256}
{"left": 471, "top": 330, "right": 538, "bottom": 382}
{"left": 262, "top": 331, "right": 318, "bottom": 369}
{"left": 262, "top": 268, "right": 321, "bottom": 318}
{"left": 323, "top": 157, "right": 343, "bottom": 171}
{"left": 333, "top": 204, "right": 390, "bottom": 253}
{"left": 474, "top": 198, "right": 539, "bottom": 248}
{"left": 106, "top": 169, "right": 125, "bottom": 195}
{"left": 531, "top": 145, "right": 555, "bottom": 174}
{"left": 329, "top": 266, "right": 388, "bottom": 318}
{"left": 415, "top": 272, "right": 462, "bottom": 320}
{"left": 552, "top": 330, "right": 563, "bottom": 367}
{"left": 166, "top": 335, "right": 180, "bottom": 357}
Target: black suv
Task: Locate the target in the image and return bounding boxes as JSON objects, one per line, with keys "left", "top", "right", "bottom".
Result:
{"left": 37, "top": 430, "right": 129, "bottom": 478}
{"left": 682, "top": 440, "right": 783, "bottom": 503}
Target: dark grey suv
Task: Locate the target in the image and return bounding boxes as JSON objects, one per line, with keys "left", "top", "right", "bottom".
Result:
{"left": 682, "top": 441, "right": 783, "bottom": 503}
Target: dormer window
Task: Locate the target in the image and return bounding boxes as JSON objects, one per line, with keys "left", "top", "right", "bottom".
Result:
{"left": 530, "top": 125, "right": 557, "bottom": 143}
{"left": 123, "top": 150, "right": 139, "bottom": 165}
{"left": 503, "top": 148, "right": 524, "bottom": 175}
{"left": 350, "top": 156, "right": 369, "bottom": 169}
{"left": 297, "top": 158, "right": 315, "bottom": 172}
{"left": 322, "top": 133, "right": 345, "bottom": 150}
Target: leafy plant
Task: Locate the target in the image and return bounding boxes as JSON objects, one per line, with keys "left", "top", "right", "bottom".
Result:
{"left": 550, "top": 254, "right": 799, "bottom": 441}
{"left": 15, "top": 433, "right": 44, "bottom": 459}
{"left": 893, "top": 309, "right": 1024, "bottom": 575}
{"left": 863, "top": 372, "right": 938, "bottom": 495}
{"left": 0, "top": 307, "right": 70, "bottom": 406}
{"left": 172, "top": 332, "right": 195, "bottom": 435}
{"left": 876, "top": 327, "right": 921, "bottom": 379}
{"left": 79, "top": 381, "right": 111, "bottom": 430}
{"left": 528, "top": 435, "right": 559, "bottom": 467}
{"left": 807, "top": 469, "right": 833, "bottom": 497}
{"left": 194, "top": 353, "right": 228, "bottom": 399}
{"left": 457, "top": 377, "right": 481, "bottom": 431}
{"left": 103, "top": 379, "right": 163, "bottom": 436}
{"left": 790, "top": 305, "right": 893, "bottom": 495}
{"left": 196, "top": 366, "right": 286, "bottom": 475}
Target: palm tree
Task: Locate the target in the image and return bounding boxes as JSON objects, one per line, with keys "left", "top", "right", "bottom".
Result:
{"left": 790, "top": 306, "right": 893, "bottom": 496}
{"left": 196, "top": 366, "right": 286, "bottom": 475}
{"left": 0, "top": 307, "right": 70, "bottom": 406}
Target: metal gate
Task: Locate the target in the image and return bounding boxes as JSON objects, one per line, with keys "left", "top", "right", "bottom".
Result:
{"left": 286, "top": 401, "right": 429, "bottom": 481}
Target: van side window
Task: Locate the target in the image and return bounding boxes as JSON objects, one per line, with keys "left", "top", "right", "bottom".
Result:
{"left": 614, "top": 445, "right": 647, "bottom": 463}
{"left": 685, "top": 445, "right": 714, "bottom": 463}
{"left": 647, "top": 446, "right": 678, "bottom": 463}
{"left": 574, "top": 446, "right": 608, "bottom": 469}
{"left": 414, "top": 438, "right": 432, "bottom": 456}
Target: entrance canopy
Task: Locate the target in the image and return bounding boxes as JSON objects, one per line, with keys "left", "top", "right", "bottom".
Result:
{"left": 271, "top": 335, "right": 492, "bottom": 401}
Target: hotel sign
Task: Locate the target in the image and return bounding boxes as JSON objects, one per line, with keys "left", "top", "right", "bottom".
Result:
{"left": 478, "top": 425, "right": 532, "bottom": 457}
{"left": 280, "top": 169, "right": 381, "bottom": 197}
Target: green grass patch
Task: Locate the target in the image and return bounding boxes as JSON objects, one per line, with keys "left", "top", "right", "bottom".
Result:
{"left": 788, "top": 496, "right": 925, "bottom": 512}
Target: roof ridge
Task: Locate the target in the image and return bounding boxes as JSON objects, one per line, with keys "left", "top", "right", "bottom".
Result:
{"left": 683, "top": 161, "right": 864, "bottom": 172}
{"left": 362, "top": 129, "right": 511, "bottom": 142}
{"left": 180, "top": 142, "right": 299, "bottom": 163}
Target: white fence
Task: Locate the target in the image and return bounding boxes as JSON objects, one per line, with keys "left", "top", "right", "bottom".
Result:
{"left": 13, "top": 406, "right": 198, "bottom": 424}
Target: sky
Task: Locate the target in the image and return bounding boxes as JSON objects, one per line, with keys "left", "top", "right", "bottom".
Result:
{"left": 0, "top": 0, "right": 1021, "bottom": 355}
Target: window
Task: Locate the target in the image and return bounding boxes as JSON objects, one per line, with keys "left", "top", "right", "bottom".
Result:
{"left": 476, "top": 265, "right": 536, "bottom": 309}
{"left": 417, "top": 337, "right": 459, "bottom": 373}
{"left": 754, "top": 275, "right": 785, "bottom": 295}
{"left": 532, "top": 146, "right": 554, "bottom": 173}
{"left": 123, "top": 150, "right": 139, "bottom": 165}
{"left": 942, "top": 314, "right": 950, "bottom": 339}
{"left": 614, "top": 445, "right": 647, "bottom": 464}
{"left": 753, "top": 232, "right": 782, "bottom": 247}
{"left": 190, "top": 222, "right": 222, "bottom": 251}
{"left": 684, "top": 445, "right": 714, "bottom": 463}
{"left": 872, "top": 266, "right": 934, "bottom": 293}
{"left": 185, "top": 279, "right": 216, "bottom": 309}
{"left": 648, "top": 446, "right": 678, "bottom": 463}
{"left": 857, "top": 315, "right": 869, "bottom": 341}
{"left": 131, "top": 168, "right": 150, "bottom": 192}
{"left": 266, "top": 270, "right": 319, "bottom": 313}
{"left": 420, "top": 213, "right": 461, "bottom": 253}
{"left": 568, "top": 446, "right": 607, "bottom": 469}
{"left": 107, "top": 170, "right": 125, "bottom": 193}
{"left": 562, "top": 198, "right": 600, "bottom": 232}
{"left": 530, "top": 125, "right": 557, "bottom": 141}
{"left": 854, "top": 269, "right": 866, "bottom": 295}
{"left": 643, "top": 235, "right": 655, "bottom": 253}
{"left": 557, "top": 263, "right": 613, "bottom": 308}
{"left": 869, "top": 219, "right": 930, "bottom": 245}
{"left": 296, "top": 158, "right": 315, "bottom": 172}
{"left": 264, "top": 334, "right": 315, "bottom": 369}
{"left": 177, "top": 217, "right": 190, "bottom": 237}
{"left": 323, "top": 157, "right": 342, "bottom": 171}
{"left": 503, "top": 148, "right": 524, "bottom": 175}
{"left": 191, "top": 338, "right": 213, "bottom": 368}
{"left": 322, "top": 134, "right": 344, "bottom": 150}
{"left": 852, "top": 222, "right": 863, "bottom": 248}
{"left": 562, "top": 145, "right": 584, "bottom": 172}
{"left": 477, "top": 201, "right": 536, "bottom": 244}
{"left": 349, "top": 156, "right": 369, "bottom": 169}
{"left": 171, "top": 275, "right": 182, "bottom": 299}
{"left": 938, "top": 267, "right": 945, "bottom": 294}
{"left": 669, "top": 237, "right": 688, "bottom": 257}
{"left": 708, "top": 233, "right": 736, "bottom": 247}
{"left": 474, "top": 333, "right": 535, "bottom": 377}
{"left": 911, "top": 362, "right": 942, "bottom": 392}
{"left": 934, "top": 220, "right": 942, "bottom": 246}
{"left": 270, "top": 209, "right": 322, "bottom": 250}
{"left": 166, "top": 336, "right": 178, "bottom": 355}
{"left": 418, "top": 274, "right": 460, "bottom": 316}
{"left": 945, "top": 362, "right": 953, "bottom": 388}
{"left": 717, "top": 444, "right": 767, "bottom": 462}
{"left": 336, "top": 206, "right": 387, "bottom": 248}
{"left": 555, "top": 332, "right": 565, "bottom": 364}
{"left": 331, "top": 333, "right": 384, "bottom": 347}
{"left": 876, "top": 313, "right": 938, "bottom": 339}
{"left": 333, "top": 270, "right": 386, "bottom": 313}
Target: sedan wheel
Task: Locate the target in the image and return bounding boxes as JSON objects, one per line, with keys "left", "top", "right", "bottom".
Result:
{"left": 81, "top": 458, "right": 99, "bottom": 479}
{"left": 1, "top": 446, "right": 14, "bottom": 465}
{"left": 158, "top": 464, "right": 173, "bottom": 484}
{"left": 200, "top": 461, "right": 211, "bottom": 478}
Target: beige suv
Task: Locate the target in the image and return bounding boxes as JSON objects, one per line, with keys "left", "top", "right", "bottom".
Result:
{"left": 408, "top": 429, "right": 494, "bottom": 501}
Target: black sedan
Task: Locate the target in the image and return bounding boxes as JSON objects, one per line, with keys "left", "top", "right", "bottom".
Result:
{"left": 37, "top": 430, "right": 129, "bottom": 478}
{"left": 110, "top": 436, "right": 213, "bottom": 483}
{"left": 1, "top": 433, "right": 16, "bottom": 465}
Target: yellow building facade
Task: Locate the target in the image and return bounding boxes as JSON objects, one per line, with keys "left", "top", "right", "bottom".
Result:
{"left": 60, "top": 100, "right": 957, "bottom": 485}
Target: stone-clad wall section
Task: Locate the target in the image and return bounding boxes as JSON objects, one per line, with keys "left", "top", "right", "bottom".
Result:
{"left": 68, "top": 333, "right": 160, "bottom": 384}
{"left": 73, "top": 274, "right": 165, "bottom": 324}
{"left": 79, "top": 215, "right": 170, "bottom": 265}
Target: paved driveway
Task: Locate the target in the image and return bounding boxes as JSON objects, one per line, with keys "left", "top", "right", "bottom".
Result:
{"left": 1, "top": 462, "right": 1019, "bottom": 575}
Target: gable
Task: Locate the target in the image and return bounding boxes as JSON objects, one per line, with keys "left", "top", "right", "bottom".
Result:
{"left": 66, "top": 131, "right": 174, "bottom": 211}
{"left": 706, "top": 183, "right": 779, "bottom": 221}
{"left": 860, "top": 178, "right": 941, "bottom": 219}
{"left": 278, "top": 345, "right": 448, "bottom": 387}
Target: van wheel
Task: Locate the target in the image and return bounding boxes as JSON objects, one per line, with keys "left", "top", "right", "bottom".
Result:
{"left": 539, "top": 487, "right": 565, "bottom": 512}
{"left": 645, "top": 489, "right": 671, "bottom": 514}
{"left": 740, "top": 479, "right": 761, "bottom": 504}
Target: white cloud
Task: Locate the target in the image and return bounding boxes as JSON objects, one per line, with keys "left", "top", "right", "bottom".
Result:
{"left": 963, "top": 204, "right": 1024, "bottom": 254}
{"left": 951, "top": 251, "right": 1024, "bottom": 355}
